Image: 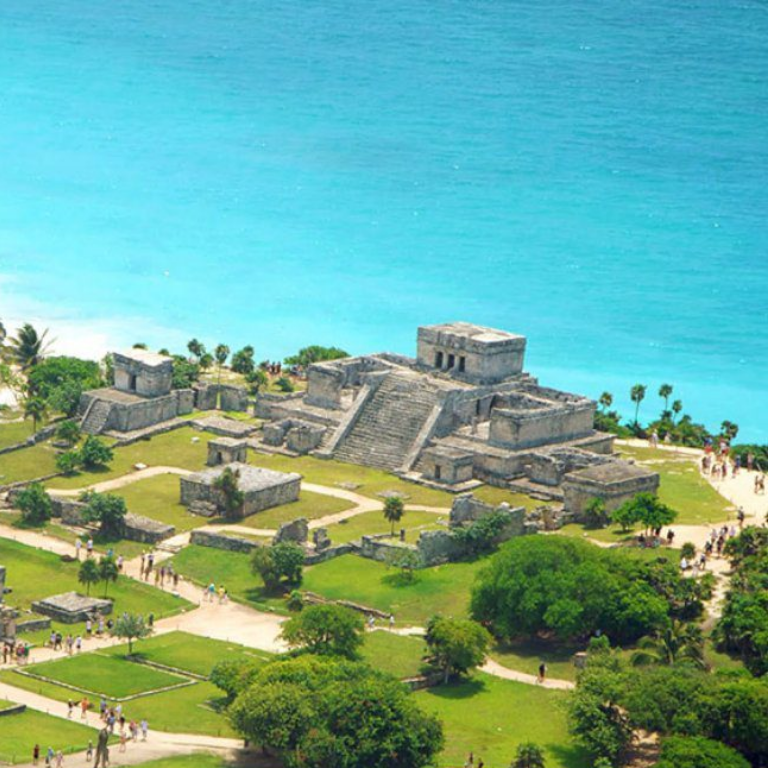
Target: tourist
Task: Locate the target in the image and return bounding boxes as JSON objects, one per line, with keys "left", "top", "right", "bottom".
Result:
{"left": 68, "top": 699, "right": 74, "bottom": 718}
{"left": 45, "top": 746, "right": 54, "bottom": 768}
{"left": 119, "top": 733, "right": 127, "bottom": 753}
{"left": 86, "top": 741, "right": 93, "bottom": 762}
{"left": 173, "top": 571, "right": 180, "bottom": 589}
{"left": 389, "top": 613, "right": 395, "bottom": 631}
{"left": 86, "top": 618, "right": 92, "bottom": 638}
{"left": 538, "top": 662, "right": 547, "bottom": 683}
{"left": 33, "top": 745, "right": 40, "bottom": 766}
{"left": 207, "top": 582, "right": 216, "bottom": 603}
{"left": 649, "top": 429, "right": 658, "bottom": 449}
{"left": 75, "top": 538, "right": 82, "bottom": 560}
{"left": 666, "top": 529, "right": 675, "bottom": 545}
{"left": 737, "top": 507, "right": 746, "bottom": 528}
{"left": 464, "top": 751, "right": 474, "bottom": 767}
{"left": 140, "top": 718, "right": 149, "bottom": 741}
{"left": 87, "top": 538, "right": 94, "bottom": 556}
{"left": 66, "top": 634, "right": 74, "bottom": 655}
{"left": 81, "top": 697, "right": 89, "bottom": 719}
{"left": 55, "top": 751, "right": 63, "bottom": 768}
{"left": 76, "top": 635, "right": 82, "bottom": 654}
{"left": 98, "top": 617, "right": 105, "bottom": 636}
{"left": 130, "top": 720, "right": 138, "bottom": 741}
{"left": 680, "top": 556, "right": 688, "bottom": 571}
{"left": 117, "top": 554, "right": 124, "bottom": 572}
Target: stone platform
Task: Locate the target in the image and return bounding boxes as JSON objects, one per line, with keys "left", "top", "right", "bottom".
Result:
{"left": 31, "top": 592, "right": 113, "bottom": 624}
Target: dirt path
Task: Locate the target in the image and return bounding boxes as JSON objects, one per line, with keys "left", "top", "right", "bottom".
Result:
{"left": 48, "top": 467, "right": 193, "bottom": 498}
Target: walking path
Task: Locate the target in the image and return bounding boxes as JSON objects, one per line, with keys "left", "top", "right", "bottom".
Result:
{"left": 48, "top": 467, "right": 192, "bottom": 498}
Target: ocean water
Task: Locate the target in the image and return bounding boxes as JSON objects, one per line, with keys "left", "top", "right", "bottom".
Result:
{"left": 0, "top": 0, "right": 767, "bottom": 440}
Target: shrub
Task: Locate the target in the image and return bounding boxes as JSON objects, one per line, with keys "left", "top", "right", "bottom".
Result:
{"left": 56, "top": 450, "right": 81, "bottom": 475}
{"left": 656, "top": 736, "right": 749, "bottom": 768}
{"left": 281, "top": 604, "right": 364, "bottom": 659}
{"left": 55, "top": 419, "right": 81, "bottom": 447}
{"left": 79, "top": 435, "right": 113, "bottom": 469}
{"left": 252, "top": 543, "right": 304, "bottom": 591}
{"left": 15, "top": 482, "right": 52, "bottom": 526}
{"left": 452, "top": 510, "right": 512, "bottom": 556}
{"left": 82, "top": 492, "right": 127, "bottom": 538}
{"left": 424, "top": 615, "right": 491, "bottom": 682}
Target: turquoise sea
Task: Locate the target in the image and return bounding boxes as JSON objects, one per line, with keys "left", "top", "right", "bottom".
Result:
{"left": 1, "top": 1, "right": 767, "bottom": 440}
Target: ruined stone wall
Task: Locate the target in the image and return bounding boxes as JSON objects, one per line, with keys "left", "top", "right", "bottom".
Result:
{"left": 180, "top": 475, "right": 300, "bottom": 517}
{"left": 489, "top": 402, "right": 594, "bottom": 450}
{"left": 106, "top": 394, "right": 179, "bottom": 432}
{"left": 190, "top": 529, "right": 259, "bottom": 553}
{"left": 562, "top": 473, "right": 661, "bottom": 521}
{"left": 113, "top": 354, "right": 172, "bottom": 397}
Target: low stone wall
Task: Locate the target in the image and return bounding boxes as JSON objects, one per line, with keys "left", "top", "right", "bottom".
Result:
{"left": 109, "top": 417, "right": 188, "bottom": 446}
{"left": 304, "top": 543, "right": 355, "bottom": 564}
{"left": 0, "top": 424, "right": 58, "bottom": 457}
{"left": 0, "top": 703, "right": 27, "bottom": 716}
{"left": 302, "top": 590, "right": 389, "bottom": 619}
{"left": 190, "top": 529, "right": 260, "bottom": 554}
{"left": 124, "top": 513, "right": 175, "bottom": 544}
{"left": 17, "top": 617, "right": 52, "bottom": 634}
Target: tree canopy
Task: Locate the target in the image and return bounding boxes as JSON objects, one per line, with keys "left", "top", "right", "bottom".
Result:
{"left": 82, "top": 492, "right": 127, "bottom": 538}
{"left": 15, "top": 482, "right": 52, "bottom": 526}
{"left": 251, "top": 543, "right": 304, "bottom": 591}
{"left": 471, "top": 536, "right": 676, "bottom": 643}
{"left": 228, "top": 656, "right": 443, "bottom": 768}
{"left": 281, "top": 604, "right": 364, "bottom": 659}
{"left": 424, "top": 615, "right": 490, "bottom": 682}
{"left": 283, "top": 345, "right": 349, "bottom": 368}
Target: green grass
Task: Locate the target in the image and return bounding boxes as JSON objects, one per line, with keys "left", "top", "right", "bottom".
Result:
{"left": 120, "top": 756, "right": 235, "bottom": 768}
{"left": 0, "top": 441, "right": 60, "bottom": 484}
{"left": 170, "top": 545, "right": 286, "bottom": 613}
{"left": 25, "top": 653, "right": 186, "bottom": 698}
{"left": 303, "top": 554, "right": 484, "bottom": 625}
{"left": 416, "top": 673, "right": 588, "bottom": 768}
{"left": 472, "top": 485, "right": 542, "bottom": 511}
{"left": 46, "top": 428, "right": 215, "bottom": 490}
{"left": 236, "top": 490, "right": 354, "bottom": 529}
{"left": 360, "top": 630, "right": 426, "bottom": 679}
{"left": 490, "top": 640, "right": 581, "bottom": 683}
{"left": 0, "top": 538, "right": 190, "bottom": 633}
{"left": 0, "top": 669, "right": 233, "bottom": 738}
{"left": 617, "top": 445, "right": 733, "bottom": 525}
{"left": 115, "top": 472, "right": 206, "bottom": 532}
{"left": 0, "top": 705, "right": 98, "bottom": 764}
{"left": 325, "top": 509, "right": 446, "bottom": 544}
{"left": 102, "top": 630, "right": 272, "bottom": 677}
{"left": 248, "top": 453, "right": 455, "bottom": 507}
{"left": 0, "top": 418, "right": 35, "bottom": 449}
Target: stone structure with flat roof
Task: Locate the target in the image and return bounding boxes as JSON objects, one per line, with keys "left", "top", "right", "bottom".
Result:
{"left": 31, "top": 592, "right": 113, "bottom": 624}
{"left": 256, "top": 322, "right": 658, "bottom": 513}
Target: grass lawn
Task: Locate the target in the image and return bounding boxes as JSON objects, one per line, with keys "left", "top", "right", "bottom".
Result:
{"left": 417, "top": 673, "right": 588, "bottom": 768}
{"left": 122, "top": 756, "right": 235, "bottom": 768}
{"left": 116, "top": 473, "right": 206, "bottom": 533}
{"left": 472, "top": 485, "right": 542, "bottom": 511}
{"left": 326, "top": 509, "right": 446, "bottom": 544}
{"left": 0, "top": 418, "right": 35, "bottom": 449}
{"left": 360, "top": 630, "right": 426, "bottom": 679}
{"left": 46, "top": 428, "right": 215, "bottom": 490}
{"left": 0, "top": 670, "right": 233, "bottom": 738}
{"left": 170, "top": 545, "right": 286, "bottom": 613}
{"left": 0, "top": 441, "right": 60, "bottom": 484}
{"left": 25, "top": 653, "right": 187, "bottom": 698}
{"left": 248, "top": 453, "right": 455, "bottom": 507}
{"left": 235, "top": 490, "right": 354, "bottom": 529}
{"left": 303, "top": 554, "right": 484, "bottom": 625}
{"left": 102, "top": 630, "right": 272, "bottom": 677}
{"left": 0, "top": 538, "right": 190, "bottom": 631}
{"left": 616, "top": 445, "right": 733, "bottom": 525}
{"left": 0, "top": 705, "right": 98, "bottom": 764}
{"left": 490, "top": 639, "right": 581, "bottom": 683}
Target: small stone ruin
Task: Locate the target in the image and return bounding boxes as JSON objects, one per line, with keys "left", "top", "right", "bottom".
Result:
{"left": 31, "top": 592, "right": 113, "bottom": 624}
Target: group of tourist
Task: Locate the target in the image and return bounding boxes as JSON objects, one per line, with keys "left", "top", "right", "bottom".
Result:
{"left": 138, "top": 551, "right": 180, "bottom": 590}
{"left": 203, "top": 581, "right": 229, "bottom": 603}
{"left": 1, "top": 640, "right": 31, "bottom": 665}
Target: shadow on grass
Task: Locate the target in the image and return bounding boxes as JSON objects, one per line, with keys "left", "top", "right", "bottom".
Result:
{"left": 421, "top": 677, "right": 487, "bottom": 700}
{"left": 382, "top": 572, "right": 421, "bottom": 589}
{"left": 547, "top": 742, "right": 591, "bottom": 768}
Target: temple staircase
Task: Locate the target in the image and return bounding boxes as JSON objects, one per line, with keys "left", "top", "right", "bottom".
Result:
{"left": 80, "top": 399, "right": 113, "bottom": 435}
{"left": 333, "top": 371, "right": 442, "bottom": 472}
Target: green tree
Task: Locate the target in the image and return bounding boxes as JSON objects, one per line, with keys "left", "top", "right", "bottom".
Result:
{"left": 15, "top": 482, "right": 52, "bottom": 526}
{"left": 171, "top": 355, "right": 200, "bottom": 388}
{"left": 214, "top": 343, "right": 230, "bottom": 389}
{"left": 658, "top": 383, "right": 673, "bottom": 413}
{"left": 276, "top": 375, "right": 294, "bottom": 393}
{"left": 187, "top": 338, "right": 205, "bottom": 361}
{"left": 512, "top": 742, "right": 546, "bottom": 768}
{"left": 251, "top": 543, "right": 304, "bottom": 591}
{"left": 79, "top": 435, "right": 113, "bottom": 469}
{"left": 583, "top": 497, "right": 607, "bottom": 528}
{"left": 630, "top": 620, "right": 706, "bottom": 669}
{"left": 23, "top": 395, "right": 48, "bottom": 433}
{"left": 245, "top": 368, "right": 269, "bottom": 394}
{"left": 210, "top": 658, "right": 262, "bottom": 703}
{"left": 671, "top": 399, "right": 683, "bottom": 423}
{"left": 424, "top": 615, "right": 491, "bottom": 683}
{"left": 112, "top": 613, "right": 152, "bottom": 654}
{"left": 384, "top": 547, "right": 421, "bottom": 583}
{"left": 199, "top": 352, "right": 213, "bottom": 370}
{"left": 228, "top": 656, "right": 443, "bottom": 768}
{"left": 78, "top": 558, "right": 100, "bottom": 596}
{"left": 656, "top": 736, "right": 749, "bottom": 768}
{"left": 99, "top": 555, "right": 119, "bottom": 597}
{"left": 7, "top": 323, "right": 52, "bottom": 371}
{"left": 283, "top": 345, "right": 349, "bottom": 368}
{"left": 26, "top": 356, "right": 102, "bottom": 411}
{"left": 56, "top": 450, "right": 81, "bottom": 475}
{"left": 598, "top": 392, "right": 613, "bottom": 412}
{"left": 56, "top": 419, "right": 81, "bottom": 447}
{"left": 82, "top": 492, "right": 127, "bottom": 538}
{"left": 213, "top": 466, "right": 244, "bottom": 520}
{"left": 383, "top": 496, "right": 405, "bottom": 537}
{"left": 281, "top": 604, "right": 365, "bottom": 659}
{"left": 720, "top": 420, "right": 739, "bottom": 441}
{"left": 611, "top": 493, "right": 676, "bottom": 534}
{"left": 630, "top": 384, "right": 647, "bottom": 426}
{"left": 231, "top": 345, "right": 256, "bottom": 375}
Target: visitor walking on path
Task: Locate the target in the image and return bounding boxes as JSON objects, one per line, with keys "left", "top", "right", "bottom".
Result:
{"left": 538, "top": 662, "right": 547, "bottom": 683}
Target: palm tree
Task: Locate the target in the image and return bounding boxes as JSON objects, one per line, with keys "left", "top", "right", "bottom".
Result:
{"left": 187, "top": 338, "right": 205, "bottom": 361}
{"left": 99, "top": 556, "right": 119, "bottom": 597}
{"left": 721, "top": 420, "right": 739, "bottom": 441}
{"left": 7, "top": 323, "right": 52, "bottom": 371}
{"left": 598, "top": 391, "right": 613, "bottom": 412}
{"left": 671, "top": 399, "right": 683, "bottom": 424}
{"left": 630, "top": 620, "right": 706, "bottom": 669}
{"left": 630, "top": 384, "right": 647, "bottom": 426}
{"left": 658, "top": 383, "right": 673, "bottom": 413}
{"left": 23, "top": 395, "right": 48, "bottom": 433}
{"left": 0, "top": 319, "right": 6, "bottom": 347}
{"left": 78, "top": 558, "right": 100, "bottom": 596}
{"left": 214, "top": 343, "right": 230, "bottom": 388}
{"left": 383, "top": 496, "right": 405, "bottom": 537}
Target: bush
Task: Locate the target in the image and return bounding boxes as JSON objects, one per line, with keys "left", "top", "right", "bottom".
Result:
{"left": 471, "top": 536, "right": 671, "bottom": 644}
{"left": 55, "top": 419, "right": 81, "bottom": 447}
{"left": 276, "top": 376, "right": 295, "bottom": 393}
{"left": 56, "top": 450, "right": 81, "bottom": 475}
{"left": 211, "top": 658, "right": 262, "bottom": 702}
{"left": 656, "top": 736, "right": 749, "bottom": 768}
{"left": 15, "top": 482, "right": 52, "bottom": 526}
{"left": 228, "top": 656, "right": 443, "bottom": 768}
{"left": 452, "top": 509, "right": 512, "bottom": 556}
{"left": 79, "top": 435, "right": 113, "bottom": 469}
{"left": 281, "top": 604, "right": 364, "bottom": 659}
{"left": 82, "top": 492, "right": 127, "bottom": 538}
{"left": 283, "top": 346, "right": 349, "bottom": 368}
{"left": 251, "top": 543, "right": 304, "bottom": 591}
{"left": 424, "top": 615, "right": 491, "bottom": 682}
{"left": 610, "top": 493, "right": 676, "bottom": 534}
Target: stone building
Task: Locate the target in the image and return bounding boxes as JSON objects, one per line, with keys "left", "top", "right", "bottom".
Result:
{"left": 207, "top": 437, "right": 248, "bottom": 466}
{"left": 256, "top": 322, "right": 659, "bottom": 514}
{"left": 79, "top": 349, "right": 194, "bottom": 435}
{"left": 180, "top": 463, "right": 301, "bottom": 517}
